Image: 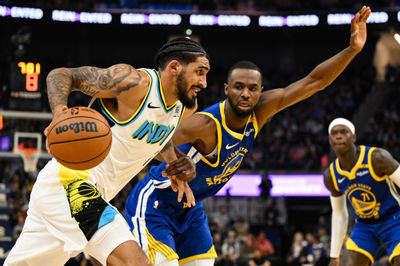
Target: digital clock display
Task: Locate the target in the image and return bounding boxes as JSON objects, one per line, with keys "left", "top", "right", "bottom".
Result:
{"left": 8, "top": 61, "right": 43, "bottom": 110}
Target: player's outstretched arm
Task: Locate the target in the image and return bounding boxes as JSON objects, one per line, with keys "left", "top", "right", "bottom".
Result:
{"left": 46, "top": 64, "right": 143, "bottom": 116}
{"left": 255, "top": 6, "right": 371, "bottom": 127}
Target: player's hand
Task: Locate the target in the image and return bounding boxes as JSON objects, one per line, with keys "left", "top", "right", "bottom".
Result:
{"left": 163, "top": 155, "right": 196, "bottom": 182}
{"left": 44, "top": 105, "right": 68, "bottom": 154}
{"left": 328, "top": 258, "right": 340, "bottom": 266}
{"left": 349, "top": 6, "right": 371, "bottom": 53}
{"left": 168, "top": 176, "right": 196, "bottom": 207}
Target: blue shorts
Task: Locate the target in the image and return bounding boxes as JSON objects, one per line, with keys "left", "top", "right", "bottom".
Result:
{"left": 125, "top": 179, "right": 217, "bottom": 264}
{"left": 346, "top": 211, "right": 400, "bottom": 263}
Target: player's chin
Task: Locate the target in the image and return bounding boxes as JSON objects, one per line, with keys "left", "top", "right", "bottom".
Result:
{"left": 332, "top": 144, "right": 348, "bottom": 153}
{"left": 183, "top": 96, "right": 197, "bottom": 109}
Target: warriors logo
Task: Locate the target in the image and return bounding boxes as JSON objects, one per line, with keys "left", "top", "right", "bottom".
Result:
{"left": 347, "top": 185, "right": 380, "bottom": 219}
{"left": 206, "top": 148, "right": 247, "bottom": 186}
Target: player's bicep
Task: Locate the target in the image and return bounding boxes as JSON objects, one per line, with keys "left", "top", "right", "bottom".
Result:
{"left": 70, "top": 64, "right": 141, "bottom": 98}
{"left": 255, "top": 77, "right": 322, "bottom": 127}
{"left": 255, "top": 88, "right": 285, "bottom": 126}
{"left": 372, "top": 148, "right": 400, "bottom": 176}
{"left": 172, "top": 114, "right": 213, "bottom": 147}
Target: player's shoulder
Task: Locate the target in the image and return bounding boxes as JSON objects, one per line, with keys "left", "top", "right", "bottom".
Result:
{"left": 185, "top": 112, "right": 216, "bottom": 129}
{"left": 323, "top": 165, "right": 341, "bottom": 195}
{"left": 323, "top": 166, "right": 331, "bottom": 177}
{"left": 370, "top": 147, "right": 392, "bottom": 164}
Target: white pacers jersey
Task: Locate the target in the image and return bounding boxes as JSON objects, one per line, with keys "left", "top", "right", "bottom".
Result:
{"left": 89, "top": 68, "right": 185, "bottom": 201}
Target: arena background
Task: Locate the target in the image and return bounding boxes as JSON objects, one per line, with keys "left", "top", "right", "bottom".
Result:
{"left": 1, "top": 0, "right": 400, "bottom": 265}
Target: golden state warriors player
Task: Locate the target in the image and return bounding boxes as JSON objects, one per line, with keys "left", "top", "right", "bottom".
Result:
{"left": 5, "top": 38, "right": 209, "bottom": 266}
{"left": 125, "top": 7, "right": 371, "bottom": 266}
{"left": 324, "top": 118, "right": 400, "bottom": 266}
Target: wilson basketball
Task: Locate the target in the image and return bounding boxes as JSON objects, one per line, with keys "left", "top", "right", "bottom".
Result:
{"left": 47, "top": 106, "right": 112, "bottom": 170}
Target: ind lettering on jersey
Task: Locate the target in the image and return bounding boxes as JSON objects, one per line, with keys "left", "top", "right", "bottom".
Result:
{"left": 206, "top": 147, "right": 248, "bottom": 186}
{"left": 346, "top": 183, "right": 381, "bottom": 219}
{"left": 132, "top": 120, "right": 175, "bottom": 145}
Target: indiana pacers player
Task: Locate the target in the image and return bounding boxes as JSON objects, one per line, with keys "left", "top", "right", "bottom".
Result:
{"left": 324, "top": 118, "right": 400, "bottom": 266}
{"left": 5, "top": 38, "right": 209, "bottom": 266}
{"left": 125, "top": 6, "right": 371, "bottom": 266}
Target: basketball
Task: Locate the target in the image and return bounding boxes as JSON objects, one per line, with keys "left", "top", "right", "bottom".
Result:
{"left": 47, "top": 106, "right": 112, "bottom": 170}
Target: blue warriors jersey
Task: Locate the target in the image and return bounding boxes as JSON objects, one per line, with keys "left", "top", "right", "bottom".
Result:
{"left": 330, "top": 145, "right": 400, "bottom": 263}
{"left": 330, "top": 145, "right": 400, "bottom": 222}
{"left": 125, "top": 100, "right": 259, "bottom": 263}
{"left": 145, "top": 100, "right": 258, "bottom": 207}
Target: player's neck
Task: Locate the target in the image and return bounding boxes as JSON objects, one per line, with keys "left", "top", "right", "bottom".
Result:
{"left": 159, "top": 72, "right": 178, "bottom": 108}
{"left": 224, "top": 101, "right": 249, "bottom": 133}
{"left": 337, "top": 144, "right": 359, "bottom": 171}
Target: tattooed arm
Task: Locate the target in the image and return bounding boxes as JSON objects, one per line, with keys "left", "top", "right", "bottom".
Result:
{"left": 46, "top": 64, "right": 142, "bottom": 114}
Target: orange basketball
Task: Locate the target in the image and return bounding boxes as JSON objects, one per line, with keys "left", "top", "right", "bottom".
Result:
{"left": 47, "top": 106, "right": 112, "bottom": 170}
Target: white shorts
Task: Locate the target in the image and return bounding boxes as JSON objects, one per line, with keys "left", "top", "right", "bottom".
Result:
{"left": 4, "top": 159, "right": 135, "bottom": 266}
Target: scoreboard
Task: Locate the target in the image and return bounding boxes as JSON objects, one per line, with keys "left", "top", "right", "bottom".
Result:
{"left": 9, "top": 61, "right": 43, "bottom": 110}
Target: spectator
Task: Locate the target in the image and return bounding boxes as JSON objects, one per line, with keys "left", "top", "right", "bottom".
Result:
{"left": 221, "top": 230, "right": 241, "bottom": 266}
{"left": 238, "top": 233, "right": 257, "bottom": 266}
{"left": 286, "top": 232, "right": 308, "bottom": 266}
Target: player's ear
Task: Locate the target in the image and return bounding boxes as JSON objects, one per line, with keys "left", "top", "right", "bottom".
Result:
{"left": 167, "top": 60, "right": 182, "bottom": 75}
{"left": 224, "top": 83, "right": 229, "bottom": 95}
{"left": 352, "top": 133, "right": 357, "bottom": 143}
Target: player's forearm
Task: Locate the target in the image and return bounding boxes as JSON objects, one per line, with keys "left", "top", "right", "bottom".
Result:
{"left": 46, "top": 68, "right": 74, "bottom": 114}
{"left": 156, "top": 140, "right": 178, "bottom": 163}
{"left": 306, "top": 47, "right": 360, "bottom": 91}
{"left": 330, "top": 195, "right": 348, "bottom": 258}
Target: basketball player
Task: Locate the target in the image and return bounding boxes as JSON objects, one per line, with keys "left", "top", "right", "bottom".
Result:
{"left": 5, "top": 38, "right": 210, "bottom": 266}
{"left": 124, "top": 7, "right": 371, "bottom": 266}
{"left": 324, "top": 118, "right": 400, "bottom": 266}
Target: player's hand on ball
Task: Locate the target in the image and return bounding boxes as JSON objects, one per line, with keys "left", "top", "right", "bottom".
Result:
{"left": 163, "top": 155, "right": 196, "bottom": 182}
{"left": 44, "top": 105, "right": 68, "bottom": 154}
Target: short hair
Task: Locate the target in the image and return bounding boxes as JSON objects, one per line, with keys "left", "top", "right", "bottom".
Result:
{"left": 154, "top": 37, "right": 209, "bottom": 70}
{"left": 227, "top": 60, "right": 262, "bottom": 80}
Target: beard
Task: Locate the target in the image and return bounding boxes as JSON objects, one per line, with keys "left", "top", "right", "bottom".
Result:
{"left": 228, "top": 96, "right": 252, "bottom": 118}
{"left": 177, "top": 71, "right": 196, "bottom": 109}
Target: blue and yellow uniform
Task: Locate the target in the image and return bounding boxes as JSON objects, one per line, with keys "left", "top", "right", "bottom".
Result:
{"left": 125, "top": 101, "right": 258, "bottom": 264}
{"left": 330, "top": 145, "right": 400, "bottom": 263}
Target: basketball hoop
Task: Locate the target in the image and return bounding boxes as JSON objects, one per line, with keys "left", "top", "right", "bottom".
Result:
{"left": 15, "top": 144, "right": 40, "bottom": 173}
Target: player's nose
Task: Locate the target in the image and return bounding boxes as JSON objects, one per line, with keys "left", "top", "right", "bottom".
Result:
{"left": 241, "top": 88, "right": 250, "bottom": 98}
{"left": 198, "top": 76, "right": 207, "bottom": 89}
